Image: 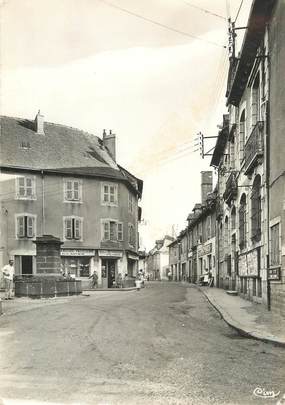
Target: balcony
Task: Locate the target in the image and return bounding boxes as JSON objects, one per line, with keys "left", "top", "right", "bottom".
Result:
{"left": 244, "top": 121, "right": 264, "bottom": 175}
{"left": 223, "top": 171, "right": 238, "bottom": 206}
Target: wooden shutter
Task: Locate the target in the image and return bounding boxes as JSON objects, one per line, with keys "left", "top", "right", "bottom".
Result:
{"left": 117, "top": 223, "right": 123, "bottom": 241}
{"left": 73, "top": 181, "right": 79, "bottom": 200}
{"left": 66, "top": 181, "right": 73, "bottom": 200}
{"left": 26, "top": 178, "right": 33, "bottom": 197}
{"left": 18, "top": 177, "right": 25, "bottom": 197}
{"left": 110, "top": 186, "right": 115, "bottom": 203}
{"left": 103, "top": 185, "right": 109, "bottom": 202}
{"left": 74, "top": 218, "right": 81, "bottom": 239}
{"left": 17, "top": 216, "right": 25, "bottom": 237}
{"left": 103, "top": 221, "right": 110, "bottom": 240}
{"left": 27, "top": 216, "right": 34, "bottom": 237}
{"left": 65, "top": 218, "right": 72, "bottom": 239}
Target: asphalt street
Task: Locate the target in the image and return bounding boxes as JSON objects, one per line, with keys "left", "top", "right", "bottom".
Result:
{"left": 0, "top": 282, "right": 284, "bottom": 405}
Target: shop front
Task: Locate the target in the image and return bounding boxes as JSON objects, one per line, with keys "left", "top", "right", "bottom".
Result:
{"left": 98, "top": 250, "right": 123, "bottom": 288}
{"left": 60, "top": 248, "right": 95, "bottom": 278}
{"left": 127, "top": 252, "right": 138, "bottom": 277}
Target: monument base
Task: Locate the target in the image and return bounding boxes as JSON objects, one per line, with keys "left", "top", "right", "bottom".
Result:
{"left": 14, "top": 275, "right": 82, "bottom": 298}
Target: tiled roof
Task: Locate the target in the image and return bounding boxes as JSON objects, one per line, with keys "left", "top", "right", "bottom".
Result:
{"left": 0, "top": 116, "right": 142, "bottom": 195}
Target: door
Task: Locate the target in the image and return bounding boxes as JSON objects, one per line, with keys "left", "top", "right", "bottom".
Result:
{"left": 22, "top": 256, "right": 33, "bottom": 275}
{"left": 102, "top": 259, "right": 117, "bottom": 288}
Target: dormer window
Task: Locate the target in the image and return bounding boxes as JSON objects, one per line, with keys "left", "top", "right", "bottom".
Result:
{"left": 16, "top": 176, "right": 36, "bottom": 200}
{"left": 64, "top": 179, "right": 82, "bottom": 203}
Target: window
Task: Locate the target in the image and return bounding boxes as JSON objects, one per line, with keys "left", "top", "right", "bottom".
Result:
{"left": 251, "top": 72, "right": 260, "bottom": 129}
{"left": 16, "top": 214, "right": 36, "bottom": 238}
{"left": 64, "top": 217, "right": 83, "bottom": 240}
{"left": 101, "top": 183, "right": 118, "bottom": 205}
{"left": 231, "top": 206, "right": 236, "bottom": 230}
{"left": 239, "top": 194, "right": 247, "bottom": 249}
{"left": 128, "top": 223, "right": 135, "bottom": 247}
{"left": 16, "top": 176, "right": 36, "bottom": 199}
{"left": 239, "top": 110, "right": 246, "bottom": 163}
{"left": 251, "top": 175, "right": 261, "bottom": 241}
{"left": 270, "top": 222, "right": 280, "bottom": 266}
{"left": 64, "top": 179, "right": 82, "bottom": 202}
{"left": 224, "top": 216, "right": 229, "bottom": 249}
{"left": 128, "top": 192, "right": 135, "bottom": 213}
{"left": 102, "top": 220, "right": 123, "bottom": 241}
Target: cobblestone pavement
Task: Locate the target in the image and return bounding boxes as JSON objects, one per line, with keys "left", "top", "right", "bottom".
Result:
{"left": 0, "top": 283, "right": 284, "bottom": 405}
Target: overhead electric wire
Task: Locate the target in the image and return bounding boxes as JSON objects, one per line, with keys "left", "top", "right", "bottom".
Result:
{"left": 181, "top": 0, "right": 226, "bottom": 21}
{"left": 97, "top": 0, "right": 226, "bottom": 48}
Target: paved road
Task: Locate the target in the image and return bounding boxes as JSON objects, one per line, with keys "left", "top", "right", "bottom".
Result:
{"left": 0, "top": 283, "right": 284, "bottom": 405}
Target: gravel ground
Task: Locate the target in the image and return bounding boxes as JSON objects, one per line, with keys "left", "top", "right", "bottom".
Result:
{"left": 0, "top": 282, "right": 284, "bottom": 405}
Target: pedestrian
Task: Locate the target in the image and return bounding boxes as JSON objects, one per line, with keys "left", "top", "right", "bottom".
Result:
{"left": 167, "top": 270, "right": 172, "bottom": 281}
{"left": 2, "top": 259, "right": 15, "bottom": 300}
{"left": 89, "top": 271, "right": 98, "bottom": 289}
{"left": 116, "top": 272, "right": 123, "bottom": 288}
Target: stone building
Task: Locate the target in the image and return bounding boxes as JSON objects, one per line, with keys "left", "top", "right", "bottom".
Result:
{"left": 0, "top": 112, "right": 143, "bottom": 289}
{"left": 146, "top": 235, "right": 174, "bottom": 281}
{"left": 211, "top": 0, "right": 285, "bottom": 311}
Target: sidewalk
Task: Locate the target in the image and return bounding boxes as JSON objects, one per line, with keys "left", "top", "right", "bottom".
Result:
{"left": 197, "top": 286, "right": 285, "bottom": 347}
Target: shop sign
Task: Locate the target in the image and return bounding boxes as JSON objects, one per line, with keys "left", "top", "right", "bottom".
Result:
{"left": 198, "top": 243, "right": 212, "bottom": 258}
{"left": 98, "top": 250, "right": 123, "bottom": 258}
{"left": 268, "top": 268, "right": 281, "bottom": 281}
{"left": 61, "top": 249, "right": 95, "bottom": 257}
{"left": 238, "top": 249, "right": 259, "bottom": 277}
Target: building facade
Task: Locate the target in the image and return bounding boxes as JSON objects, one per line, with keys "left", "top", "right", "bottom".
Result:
{"left": 0, "top": 112, "right": 143, "bottom": 288}
{"left": 210, "top": 0, "right": 285, "bottom": 311}
{"left": 146, "top": 235, "right": 174, "bottom": 281}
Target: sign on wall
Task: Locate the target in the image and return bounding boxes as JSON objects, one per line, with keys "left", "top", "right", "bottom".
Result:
{"left": 268, "top": 267, "right": 281, "bottom": 280}
{"left": 61, "top": 249, "right": 95, "bottom": 257}
{"left": 238, "top": 249, "right": 259, "bottom": 277}
{"left": 198, "top": 243, "right": 212, "bottom": 258}
{"left": 98, "top": 250, "right": 123, "bottom": 258}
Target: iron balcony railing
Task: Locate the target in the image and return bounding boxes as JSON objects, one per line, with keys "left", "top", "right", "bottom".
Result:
{"left": 244, "top": 121, "right": 264, "bottom": 175}
{"left": 223, "top": 171, "right": 238, "bottom": 205}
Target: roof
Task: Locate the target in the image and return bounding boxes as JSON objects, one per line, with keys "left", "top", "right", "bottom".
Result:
{"left": 0, "top": 115, "right": 142, "bottom": 196}
{"left": 210, "top": 118, "right": 229, "bottom": 167}
{"left": 226, "top": 0, "right": 276, "bottom": 106}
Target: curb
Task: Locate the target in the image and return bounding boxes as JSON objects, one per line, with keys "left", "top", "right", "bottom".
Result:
{"left": 83, "top": 287, "right": 137, "bottom": 292}
{"left": 194, "top": 285, "right": 285, "bottom": 348}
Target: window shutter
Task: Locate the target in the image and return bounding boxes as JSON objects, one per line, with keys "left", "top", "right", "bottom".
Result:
{"left": 18, "top": 177, "right": 25, "bottom": 197}
{"left": 74, "top": 218, "right": 81, "bottom": 239}
{"left": 65, "top": 218, "right": 72, "bottom": 239}
{"left": 103, "top": 221, "right": 110, "bottom": 240}
{"left": 251, "top": 88, "right": 258, "bottom": 128}
{"left": 26, "top": 178, "right": 33, "bottom": 197}
{"left": 118, "top": 223, "right": 123, "bottom": 241}
{"left": 110, "top": 186, "right": 115, "bottom": 203}
{"left": 17, "top": 216, "right": 25, "bottom": 237}
{"left": 65, "top": 181, "right": 73, "bottom": 200}
{"left": 239, "top": 121, "right": 245, "bottom": 163}
{"left": 27, "top": 216, "right": 34, "bottom": 237}
{"left": 73, "top": 181, "right": 79, "bottom": 200}
{"left": 103, "top": 185, "right": 109, "bottom": 202}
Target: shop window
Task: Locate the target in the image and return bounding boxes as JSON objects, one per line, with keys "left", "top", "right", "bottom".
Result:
{"left": 16, "top": 176, "right": 36, "bottom": 200}
{"left": 64, "top": 179, "right": 82, "bottom": 202}
{"left": 257, "top": 277, "right": 262, "bottom": 297}
{"left": 101, "top": 183, "right": 118, "bottom": 206}
{"left": 252, "top": 278, "right": 257, "bottom": 296}
{"left": 16, "top": 214, "right": 36, "bottom": 239}
{"left": 64, "top": 217, "right": 83, "bottom": 240}
{"left": 251, "top": 175, "right": 261, "bottom": 241}
{"left": 270, "top": 222, "right": 280, "bottom": 266}
{"left": 239, "top": 194, "right": 247, "bottom": 249}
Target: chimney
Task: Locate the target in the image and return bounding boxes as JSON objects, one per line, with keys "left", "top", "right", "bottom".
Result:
{"left": 201, "top": 171, "right": 213, "bottom": 205}
{"left": 103, "top": 129, "right": 116, "bottom": 161}
{"left": 35, "top": 110, "right": 45, "bottom": 135}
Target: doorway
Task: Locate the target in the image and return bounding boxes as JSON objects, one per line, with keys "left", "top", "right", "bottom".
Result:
{"left": 102, "top": 259, "right": 116, "bottom": 288}
{"left": 22, "top": 256, "right": 33, "bottom": 275}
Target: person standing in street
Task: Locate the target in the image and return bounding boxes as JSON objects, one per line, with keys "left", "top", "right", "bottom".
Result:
{"left": 89, "top": 271, "right": 98, "bottom": 289}
{"left": 2, "top": 259, "right": 15, "bottom": 300}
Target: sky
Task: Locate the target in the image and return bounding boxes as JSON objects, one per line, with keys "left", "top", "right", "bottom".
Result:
{"left": 0, "top": 0, "right": 252, "bottom": 250}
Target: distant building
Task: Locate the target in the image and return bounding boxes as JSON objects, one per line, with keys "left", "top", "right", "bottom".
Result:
{"left": 146, "top": 235, "right": 174, "bottom": 280}
{"left": 0, "top": 112, "right": 143, "bottom": 289}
